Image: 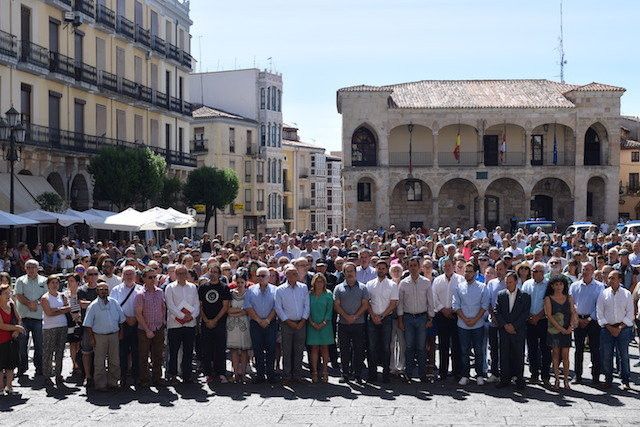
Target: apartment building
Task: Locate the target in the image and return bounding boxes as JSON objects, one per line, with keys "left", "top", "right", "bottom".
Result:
{"left": 0, "top": 0, "right": 194, "bottom": 212}
{"left": 326, "top": 152, "right": 343, "bottom": 234}
{"left": 191, "top": 105, "right": 265, "bottom": 239}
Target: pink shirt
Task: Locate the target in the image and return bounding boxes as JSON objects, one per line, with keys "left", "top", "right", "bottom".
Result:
{"left": 134, "top": 286, "right": 166, "bottom": 332}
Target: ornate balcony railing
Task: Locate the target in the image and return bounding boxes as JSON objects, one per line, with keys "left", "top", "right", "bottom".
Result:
{"left": 96, "top": 3, "right": 116, "bottom": 29}
{"left": 0, "top": 30, "right": 17, "bottom": 58}
{"left": 151, "top": 35, "right": 166, "bottom": 55}
{"left": 49, "top": 51, "right": 75, "bottom": 78}
{"left": 74, "top": 0, "right": 95, "bottom": 18}
{"left": 74, "top": 62, "right": 97, "bottom": 86}
{"left": 24, "top": 123, "right": 196, "bottom": 167}
{"left": 135, "top": 25, "right": 151, "bottom": 48}
{"left": 19, "top": 40, "right": 49, "bottom": 69}
{"left": 116, "top": 15, "right": 135, "bottom": 39}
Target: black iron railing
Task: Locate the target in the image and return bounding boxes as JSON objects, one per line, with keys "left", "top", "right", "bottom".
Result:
{"left": 96, "top": 3, "right": 115, "bottom": 28}
{"left": 75, "top": 62, "right": 97, "bottom": 86}
{"left": 49, "top": 51, "right": 75, "bottom": 78}
{"left": 20, "top": 40, "right": 49, "bottom": 69}
{"left": 116, "top": 15, "right": 135, "bottom": 39}
{"left": 167, "top": 43, "right": 180, "bottom": 62}
{"left": 135, "top": 25, "right": 151, "bottom": 47}
{"left": 152, "top": 35, "right": 166, "bottom": 55}
{"left": 24, "top": 123, "right": 196, "bottom": 167}
{"left": 98, "top": 70, "right": 118, "bottom": 92}
{"left": 0, "top": 30, "right": 17, "bottom": 58}
{"left": 74, "top": 0, "right": 95, "bottom": 18}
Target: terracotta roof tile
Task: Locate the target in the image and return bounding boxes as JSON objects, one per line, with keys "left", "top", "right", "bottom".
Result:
{"left": 192, "top": 105, "right": 254, "bottom": 121}
{"left": 338, "top": 79, "right": 624, "bottom": 110}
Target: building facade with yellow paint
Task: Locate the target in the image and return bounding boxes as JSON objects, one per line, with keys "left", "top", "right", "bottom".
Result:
{"left": 0, "top": 0, "right": 194, "bottom": 212}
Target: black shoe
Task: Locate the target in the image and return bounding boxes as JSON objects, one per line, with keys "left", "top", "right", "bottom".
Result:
{"left": 338, "top": 376, "right": 350, "bottom": 383}
{"left": 55, "top": 375, "right": 64, "bottom": 387}
{"left": 44, "top": 377, "right": 55, "bottom": 388}
{"left": 85, "top": 378, "right": 94, "bottom": 389}
{"left": 573, "top": 377, "right": 583, "bottom": 384}
{"left": 399, "top": 373, "right": 411, "bottom": 383}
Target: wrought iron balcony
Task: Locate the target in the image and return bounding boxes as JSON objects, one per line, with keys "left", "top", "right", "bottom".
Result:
{"left": 151, "top": 35, "right": 166, "bottom": 55}
{"left": 140, "top": 85, "right": 153, "bottom": 103}
{"left": 155, "top": 91, "right": 168, "bottom": 109}
{"left": 49, "top": 51, "right": 75, "bottom": 78}
{"left": 167, "top": 43, "right": 180, "bottom": 62}
{"left": 116, "top": 15, "right": 135, "bottom": 39}
{"left": 96, "top": 3, "right": 115, "bottom": 29}
{"left": 135, "top": 25, "right": 151, "bottom": 48}
{"left": 180, "top": 51, "right": 192, "bottom": 69}
{"left": 19, "top": 40, "right": 49, "bottom": 69}
{"left": 0, "top": 30, "right": 17, "bottom": 59}
{"left": 121, "top": 77, "right": 139, "bottom": 98}
{"left": 97, "top": 70, "right": 118, "bottom": 93}
{"left": 74, "top": 62, "right": 97, "bottom": 86}
{"left": 74, "top": 0, "right": 95, "bottom": 18}
{"left": 191, "top": 138, "right": 207, "bottom": 153}
{"left": 23, "top": 123, "right": 196, "bottom": 167}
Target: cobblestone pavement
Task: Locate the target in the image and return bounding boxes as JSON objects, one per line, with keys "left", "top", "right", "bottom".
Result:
{"left": 1, "top": 345, "right": 639, "bottom": 426}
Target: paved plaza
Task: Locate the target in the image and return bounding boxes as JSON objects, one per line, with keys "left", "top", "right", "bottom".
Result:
{"left": 0, "top": 345, "right": 639, "bottom": 426}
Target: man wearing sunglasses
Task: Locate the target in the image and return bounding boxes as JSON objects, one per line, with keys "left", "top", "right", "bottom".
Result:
{"left": 78, "top": 266, "right": 100, "bottom": 388}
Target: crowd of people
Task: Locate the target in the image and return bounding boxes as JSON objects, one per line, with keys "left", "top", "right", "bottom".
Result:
{"left": 0, "top": 223, "right": 639, "bottom": 396}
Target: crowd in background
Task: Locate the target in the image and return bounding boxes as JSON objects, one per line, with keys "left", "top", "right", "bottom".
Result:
{"left": 0, "top": 222, "right": 639, "bottom": 396}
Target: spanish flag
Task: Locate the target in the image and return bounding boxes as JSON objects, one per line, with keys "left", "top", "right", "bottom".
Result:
{"left": 453, "top": 131, "right": 461, "bottom": 162}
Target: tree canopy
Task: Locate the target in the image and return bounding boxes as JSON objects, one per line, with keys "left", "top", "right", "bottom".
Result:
{"left": 88, "top": 146, "right": 166, "bottom": 210}
{"left": 35, "top": 191, "right": 65, "bottom": 212}
{"left": 183, "top": 166, "right": 239, "bottom": 233}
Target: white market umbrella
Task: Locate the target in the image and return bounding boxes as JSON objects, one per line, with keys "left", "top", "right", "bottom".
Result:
{"left": 165, "top": 207, "right": 197, "bottom": 228}
{"left": 101, "top": 207, "right": 146, "bottom": 231}
{"left": 63, "top": 208, "right": 105, "bottom": 225}
{"left": 84, "top": 208, "right": 118, "bottom": 219}
{"left": 0, "top": 210, "right": 39, "bottom": 228}
{"left": 20, "top": 209, "right": 84, "bottom": 227}
{"left": 138, "top": 207, "right": 183, "bottom": 231}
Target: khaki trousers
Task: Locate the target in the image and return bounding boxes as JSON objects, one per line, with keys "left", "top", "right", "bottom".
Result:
{"left": 94, "top": 332, "right": 121, "bottom": 389}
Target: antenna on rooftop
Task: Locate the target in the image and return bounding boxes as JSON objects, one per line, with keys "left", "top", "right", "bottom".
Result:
{"left": 198, "top": 35, "right": 202, "bottom": 73}
{"left": 558, "top": 0, "right": 567, "bottom": 83}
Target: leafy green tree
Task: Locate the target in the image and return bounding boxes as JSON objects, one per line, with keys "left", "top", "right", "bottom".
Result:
{"left": 183, "top": 166, "right": 239, "bottom": 234}
{"left": 88, "top": 146, "right": 166, "bottom": 210}
{"left": 154, "top": 175, "right": 184, "bottom": 209}
{"left": 35, "top": 191, "right": 65, "bottom": 212}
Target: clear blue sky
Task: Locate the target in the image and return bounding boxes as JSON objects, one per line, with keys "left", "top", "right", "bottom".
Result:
{"left": 190, "top": 0, "right": 640, "bottom": 151}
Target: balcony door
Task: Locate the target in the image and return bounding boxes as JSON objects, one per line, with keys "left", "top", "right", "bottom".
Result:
{"left": 74, "top": 100, "right": 85, "bottom": 148}
{"left": 49, "top": 19, "right": 59, "bottom": 53}
{"left": 483, "top": 135, "right": 499, "bottom": 166}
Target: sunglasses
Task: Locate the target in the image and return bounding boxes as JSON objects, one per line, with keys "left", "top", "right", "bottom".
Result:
{"left": 87, "top": 273, "right": 99, "bottom": 276}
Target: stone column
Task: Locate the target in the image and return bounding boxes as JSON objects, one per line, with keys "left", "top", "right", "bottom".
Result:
{"left": 524, "top": 191, "right": 532, "bottom": 221}
{"left": 477, "top": 190, "right": 485, "bottom": 227}
{"left": 574, "top": 125, "right": 584, "bottom": 167}
{"left": 431, "top": 197, "right": 439, "bottom": 228}
{"left": 477, "top": 128, "right": 484, "bottom": 166}
{"left": 432, "top": 131, "right": 439, "bottom": 167}
{"left": 573, "top": 185, "right": 587, "bottom": 221}
{"left": 524, "top": 130, "right": 531, "bottom": 167}
{"left": 604, "top": 178, "right": 619, "bottom": 225}
{"left": 378, "top": 127, "right": 389, "bottom": 166}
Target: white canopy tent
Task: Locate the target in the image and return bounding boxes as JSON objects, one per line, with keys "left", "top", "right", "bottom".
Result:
{"left": 97, "top": 207, "right": 145, "bottom": 231}
{"left": 20, "top": 209, "right": 84, "bottom": 227}
{"left": 165, "top": 207, "right": 197, "bottom": 229}
{"left": 63, "top": 208, "right": 105, "bottom": 225}
{"left": 138, "top": 207, "right": 186, "bottom": 230}
{"left": 0, "top": 210, "right": 39, "bottom": 227}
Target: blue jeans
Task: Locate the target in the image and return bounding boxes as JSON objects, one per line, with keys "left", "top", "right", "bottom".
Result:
{"left": 459, "top": 326, "right": 485, "bottom": 378}
{"left": 367, "top": 316, "right": 393, "bottom": 376}
{"left": 18, "top": 317, "right": 43, "bottom": 375}
{"left": 600, "top": 326, "right": 632, "bottom": 384}
{"left": 249, "top": 320, "right": 277, "bottom": 380}
{"left": 403, "top": 313, "right": 427, "bottom": 378}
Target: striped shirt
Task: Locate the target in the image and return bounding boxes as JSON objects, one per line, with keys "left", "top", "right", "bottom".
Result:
{"left": 134, "top": 286, "right": 166, "bottom": 332}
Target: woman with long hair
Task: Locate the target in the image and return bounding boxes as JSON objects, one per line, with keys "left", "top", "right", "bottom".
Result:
{"left": 544, "top": 276, "right": 577, "bottom": 391}
{"left": 0, "top": 283, "right": 24, "bottom": 394}
{"left": 226, "top": 270, "right": 252, "bottom": 383}
{"left": 306, "top": 273, "right": 334, "bottom": 383}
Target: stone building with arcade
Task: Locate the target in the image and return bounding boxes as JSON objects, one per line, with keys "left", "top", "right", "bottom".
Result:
{"left": 337, "top": 79, "right": 624, "bottom": 231}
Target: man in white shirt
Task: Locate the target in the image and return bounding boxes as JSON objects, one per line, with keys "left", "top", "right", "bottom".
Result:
{"left": 365, "top": 259, "right": 398, "bottom": 383}
{"left": 356, "top": 249, "right": 376, "bottom": 284}
{"left": 58, "top": 237, "right": 75, "bottom": 273}
{"left": 432, "top": 256, "right": 465, "bottom": 381}
{"left": 110, "top": 266, "right": 142, "bottom": 387}
{"left": 100, "top": 259, "right": 122, "bottom": 292}
{"left": 165, "top": 264, "right": 200, "bottom": 383}
{"left": 596, "top": 270, "right": 634, "bottom": 390}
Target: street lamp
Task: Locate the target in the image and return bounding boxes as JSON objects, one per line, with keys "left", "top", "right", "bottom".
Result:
{"left": 0, "top": 107, "right": 26, "bottom": 245}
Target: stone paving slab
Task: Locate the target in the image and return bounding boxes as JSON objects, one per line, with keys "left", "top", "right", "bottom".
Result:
{"left": 0, "top": 346, "right": 639, "bottom": 425}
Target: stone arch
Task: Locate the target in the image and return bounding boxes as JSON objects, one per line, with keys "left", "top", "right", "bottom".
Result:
{"left": 437, "top": 124, "right": 479, "bottom": 166}
{"left": 389, "top": 179, "right": 433, "bottom": 230}
{"left": 351, "top": 124, "right": 378, "bottom": 167}
{"left": 586, "top": 176, "right": 606, "bottom": 224}
{"left": 388, "top": 124, "right": 433, "bottom": 166}
{"left": 70, "top": 174, "right": 89, "bottom": 210}
{"left": 438, "top": 179, "right": 479, "bottom": 228}
{"left": 531, "top": 123, "right": 576, "bottom": 166}
{"left": 531, "top": 177, "right": 573, "bottom": 228}
{"left": 483, "top": 123, "right": 526, "bottom": 166}
{"left": 584, "top": 122, "right": 608, "bottom": 166}
{"left": 355, "top": 176, "right": 377, "bottom": 230}
{"left": 46, "top": 172, "right": 65, "bottom": 198}
{"left": 485, "top": 178, "right": 526, "bottom": 229}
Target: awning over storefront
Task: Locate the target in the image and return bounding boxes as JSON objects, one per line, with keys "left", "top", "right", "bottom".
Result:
{"left": 0, "top": 173, "right": 60, "bottom": 213}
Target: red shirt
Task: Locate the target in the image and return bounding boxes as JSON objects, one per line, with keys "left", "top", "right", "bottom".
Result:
{"left": 0, "top": 303, "right": 16, "bottom": 344}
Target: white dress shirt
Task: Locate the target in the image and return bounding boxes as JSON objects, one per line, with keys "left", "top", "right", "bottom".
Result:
{"left": 508, "top": 289, "right": 517, "bottom": 312}
{"left": 165, "top": 281, "right": 201, "bottom": 328}
{"left": 432, "top": 272, "right": 465, "bottom": 313}
{"left": 596, "top": 286, "right": 634, "bottom": 327}
{"left": 110, "top": 282, "right": 142, "bottom": 317}
{"left": 366, "top": 277, "right": 399, "bottom": 315}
